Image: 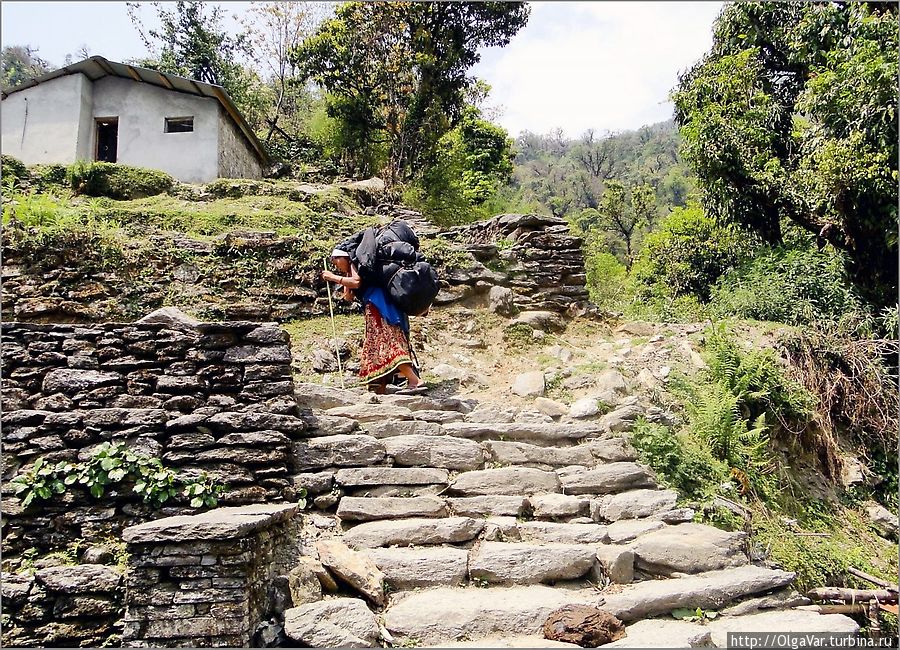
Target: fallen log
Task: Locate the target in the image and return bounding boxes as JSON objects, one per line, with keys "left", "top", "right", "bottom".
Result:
{"left": 848, "top": 567, "right": 898, "bottom": 591}
{"left": 807, "top": 587, "right": 898, "bottom": 603}
{"left": 795, "top": 604, "right": 869, "bottom": 615}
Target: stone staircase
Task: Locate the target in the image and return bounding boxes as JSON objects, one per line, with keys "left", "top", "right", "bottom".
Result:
{"left": 286, "top": 383, "right": 858, "bottom": 647}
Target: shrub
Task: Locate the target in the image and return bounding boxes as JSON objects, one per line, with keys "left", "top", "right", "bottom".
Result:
{"left": 631, "top": 204, "right": 756, "bottom": 302}
{"left": 710, "top": 244, "right": 869, "bottom": 326}
{"left": 29, "top": 163, "right": 69, "bottom": 191}
{"left": 2, "top": 154, "right": 28, "bottom": 186}
{"left": 68, "top": 161, "right": 173, "bottom": 200}
{"left": 585, "top": 251, "right": 628, "bottom": 311}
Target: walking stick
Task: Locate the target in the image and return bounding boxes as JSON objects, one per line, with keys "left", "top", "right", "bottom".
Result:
{"left": 323, "top": 257, "right": 346, "bottom": 389}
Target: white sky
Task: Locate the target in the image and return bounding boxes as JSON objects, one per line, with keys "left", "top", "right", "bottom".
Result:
{"left": 1, "top": 1, "right": 724, "bottom": 138}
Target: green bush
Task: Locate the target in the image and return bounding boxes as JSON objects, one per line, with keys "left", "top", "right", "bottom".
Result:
{"left": 631, "top": 204, "right": 756, "bottom": 302}
{"left": 68, "top": 161, "right": 173, "bottom": 200}
{"left": 585, "top": 251, "right": 628, "bottom": 310}
{"left": 29, "top": 163, "right": 69, "bottom": 191}
{"left": 2, "top": 155, "right": 28, "bottom": 186}
{"left": 710, "top": 245, "right": 869, "bottom": 326}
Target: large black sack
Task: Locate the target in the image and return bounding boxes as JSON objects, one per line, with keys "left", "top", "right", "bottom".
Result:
{"left": 386, "top": 260, "right": 440, "bottom": 317}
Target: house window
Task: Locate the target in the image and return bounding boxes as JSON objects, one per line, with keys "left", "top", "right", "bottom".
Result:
{"left": 165, "top": 117, "right": 194, "bottom": 133}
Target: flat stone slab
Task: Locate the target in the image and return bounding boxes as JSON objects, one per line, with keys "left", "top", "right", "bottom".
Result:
{"left": 448, "top": 496, "right": 528, "bottom": 518}
{"left": 34, "top": 564, "right": 122, "bottom": 593}
{"left": 316, "top": 540, "right": 386, "bottom": 606}
{"left": 365, "top": 546, "right": 469, "bottom": 589}
{"left": 362, "top": 419, "right": 443, "bottom": 439}
{"left": 342, "top": 517, "right": 484, "bottom": 548}
{"left": 337, "top": 496, "right": 448, "bottom": 522}
{"left": 557, "top": 463, "right": 656, "bottom": 495}
{"left": 326, "top": 403, "right": 413, "bottom": 422}
{"left": 122, "top": 503, "right": 297, "bottom": 543}
{"left": 632, "top": 522, "right": 748, "bottom": 575}
{"left": 443, "top": 422, "right": 602, "bottom": 444}
{"left": 484, "top": 440, "right": 595, "bottom": 467}
{"left": 294, "top": 383, "right": 370, "bottom": 409}
{"left": 517, "top": 521, "right": 609, "bottom": 544}
{"left": 706, "top": 610, "right": 859, "bottom": 646}
{"left": 601, "top": 565, "right": 796, "bottom": 621}
{"left": 384, "top": 585, "right": 602, "bottom": 643}
{"left": 383, "top": 434, "right": 486, "bottom": 470}
{"left": 604, "top": 619, "right": 712, "bottom": 647}
{"left": 585, "top": 437, "right": 637, "bottom": 462}
{"left": 449, "top": 467, "right": 560, "bottom": 496}
{"left": 592, "top": 489, "right": 678, "bottom": 521}
{"left": 293, "top": 435, "right": 385, "bottom": 470}
{"left": 529, "top": 493, "right": 590, "bottom": 519}
{"left": 335, "top": 467, "right": 449, "bottom": 487}
{"left": 284, "top": 597, "right": 379, "bottom": 647}
{"left": 469, "top": 542, "right": 596, "bottom": 584}
{"left": 606, "top": 519, "right": 667, "bottom": 543}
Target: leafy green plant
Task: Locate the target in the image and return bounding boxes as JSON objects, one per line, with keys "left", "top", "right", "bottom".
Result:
{"left": 671, "top": 607, "right": 718, "bottom": 622}
{"left": 69, "top": 161, "right": 173, "bottom": 200}
{"left": 2, "top": 154, "right": 28, "bottom": 187}
{"left": 11, "top": 443, "right": 225, "bottom": 509}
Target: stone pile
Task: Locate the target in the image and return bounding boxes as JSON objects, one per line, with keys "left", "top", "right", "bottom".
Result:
{"left": 122, "top": 504, "right": 299, "bottom": 647}
{"left": 438, "top": 213, "right": 591, "bottom": 314}
{"left": 1, "top": 564, "right": 124, "bottom": 647}
{"left": 1, "top": 316, "right": 306, "bottom": 554}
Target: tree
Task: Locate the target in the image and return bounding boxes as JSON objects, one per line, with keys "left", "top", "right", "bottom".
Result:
{"left": 240, "top": 2, "right": 330, "bottom": 143}
{"left": 293, "top": 1, "right": 529, "bottom": 182}
{"left": 673, "top": 2, "right": 898, "bottom": 308}
{"left": 1, "top": 46, "right": 50, "bottom": 90}
{"left": 573, "top": 129, "right": 618, "bottom": 179}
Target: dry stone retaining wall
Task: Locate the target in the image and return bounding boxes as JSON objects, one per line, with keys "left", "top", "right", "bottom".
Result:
{"left": 1, "top": 318, "right": 306, "bottom": 555}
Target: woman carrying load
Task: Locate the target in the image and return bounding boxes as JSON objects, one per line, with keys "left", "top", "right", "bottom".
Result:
{"left": 321, "top": 248, "right": 426, "bottom": 394}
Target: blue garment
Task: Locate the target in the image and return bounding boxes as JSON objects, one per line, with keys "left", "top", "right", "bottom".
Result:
{"left": 361, "top": 286, "right": 409, "bottom": 334}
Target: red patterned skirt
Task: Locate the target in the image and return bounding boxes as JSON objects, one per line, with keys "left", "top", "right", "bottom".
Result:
{"left": 359, "top": 303, "right": 416, "bottom": 385}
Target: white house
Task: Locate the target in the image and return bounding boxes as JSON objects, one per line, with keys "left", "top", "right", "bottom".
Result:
{"left": 1, "top": 56, "right": 268, "bottom": 183}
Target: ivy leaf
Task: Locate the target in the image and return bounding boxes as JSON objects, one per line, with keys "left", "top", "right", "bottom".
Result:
{"left": 190, "top": 497, "right": 204, "bottom": 508}
{"left": 90, "top": 484, "right": 105, "bottom": 498}
{"left": 108, "top": 468, "right": 127, "bottom": 482}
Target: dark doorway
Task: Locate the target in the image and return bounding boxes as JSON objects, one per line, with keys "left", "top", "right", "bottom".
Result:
{"left": 95, "top": 118, "right": 118, "bottom": 163}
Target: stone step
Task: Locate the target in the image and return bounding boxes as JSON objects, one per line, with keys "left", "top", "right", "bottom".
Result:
{"left": 529, "top": 494, "right": 590, "bottom": 520}
{"left": 299, "top": 411, "right": 359, "bottom": 436}
{"left": 383, "top": 585, "right": 602, "bottom": 644}
{"left": 448, "top": 467, "right": 561, "bottom": 496}
{"left": 600, "top": 565, "right": 795, "bottom": 621}
{"left": 468, "top": 541, "right": 596, "bottom": 584}
{"left": 556, "top": 463, "right": 657, "bottom": 495}
{"left": 365, "top": 546, "right": 469, "bottom": 589}
{"left": 442, "top": 636, "right": 578, "bottom": 648}
{"left": 294, "top": 383, "right": 370, "bottom": 410}
{"left": 442, "top": 422, "right": 603, "bottom": 445}
{"left": 516, "top": 521, "right": 609, "bottom": 544}
{"left": 383, "top": 434, "right": 486, "bottom": 470}
{"left": 604, "top": 619, "right": 712, "bottom": 648}
{"left": 590, "top": 489, "right": 678, "bottom": 522}
{"left": 336, "top": 496, "right": 448, "bottom": 522}
{"left": 630, "top": 522, "right": 748, "bottom": 576}
{"left": 376, "top": 394, "right": 475, "bottom": 413}
{"left": 704, "top": 609, "right": 858, "bottom": 646}
{"left": 334, "top": 467, "right": 449, "bottom": 487}
{"left": 361, "top": 419, "right": 442, "bottom": 438}
{"left": 326, "top": 403, "right": 414, "bottom": 422}
{"left": 447, "top": 496, "right": 528, "bottom": 518}
{"left": 606, "top": 519, "right": 666, "bottom": 543}
{"left": 484, "top": 438, "right": 636, "bottom": 468}
{"left": 343, "top": 517, "right": 484, "bottom": 548}
{"left": 292, "top": 434, "right": 385, "bottom": 471}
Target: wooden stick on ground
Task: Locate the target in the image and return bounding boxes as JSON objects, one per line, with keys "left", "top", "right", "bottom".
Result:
{"left": 807, "top": 587, "right": 898, "bottom": 603}
{"left": 849, "top": 567, "right": 898, "bottom": 591}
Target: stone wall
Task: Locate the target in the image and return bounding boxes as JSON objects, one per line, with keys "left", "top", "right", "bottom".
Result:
{"left": 1, "top": 316, "right": 306, "bottom": 555}
{"left": 437, "top": 213, "right": 590, "bottom": 314}
{"left": 1, "top": 564, "right": 124, "bottom": 647}
{"left": 122, "top": 504, "right": 299, "bottom": 647}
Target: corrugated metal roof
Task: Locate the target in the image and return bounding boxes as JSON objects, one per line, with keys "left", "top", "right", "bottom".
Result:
{"left": 2, "top": 56, "right": 269, "bottom": 165}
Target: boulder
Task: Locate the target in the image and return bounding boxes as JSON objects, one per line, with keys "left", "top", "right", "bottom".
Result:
{"left": 512, "top": 311, "right": 566, "bottom": 333}
{"left": 865, "top": 501, "right": 898, "bottom": 539}
{"left": 542, "top": 605, "right": 625, "bottom": 647}
{"left": 569, "top": 398, "right": 599, "bottom": 419}
{"left": 593, "top": 370, "right": 628, "bottom": 404}
{"left": 284, "top": 598, "right": 379, "bottom": 648}
{"left": 534, "top": 397, "right": 569, "bottom": 418}
{"left": 599, "top": 403, "right": 644, "bottom": 433}
{"left": 489, "top": 285, "right": 517, "bottom": 316}
{"left": 316, "top": 540, "right": 386, "bottom": 606}
{"left": 136, "top": 306, "right": 200, "bottom": 329}
{"left": 288, "top": 560, "right": 322, "bottom": 606}
{"left": 592, "top": 546, "right": 634, "bottom": 585}
{"left": 631, "top": 523, "right": 748, "bottom": 575}
{"left": 512, "top": 371, "right": 545, "bottom": 398}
